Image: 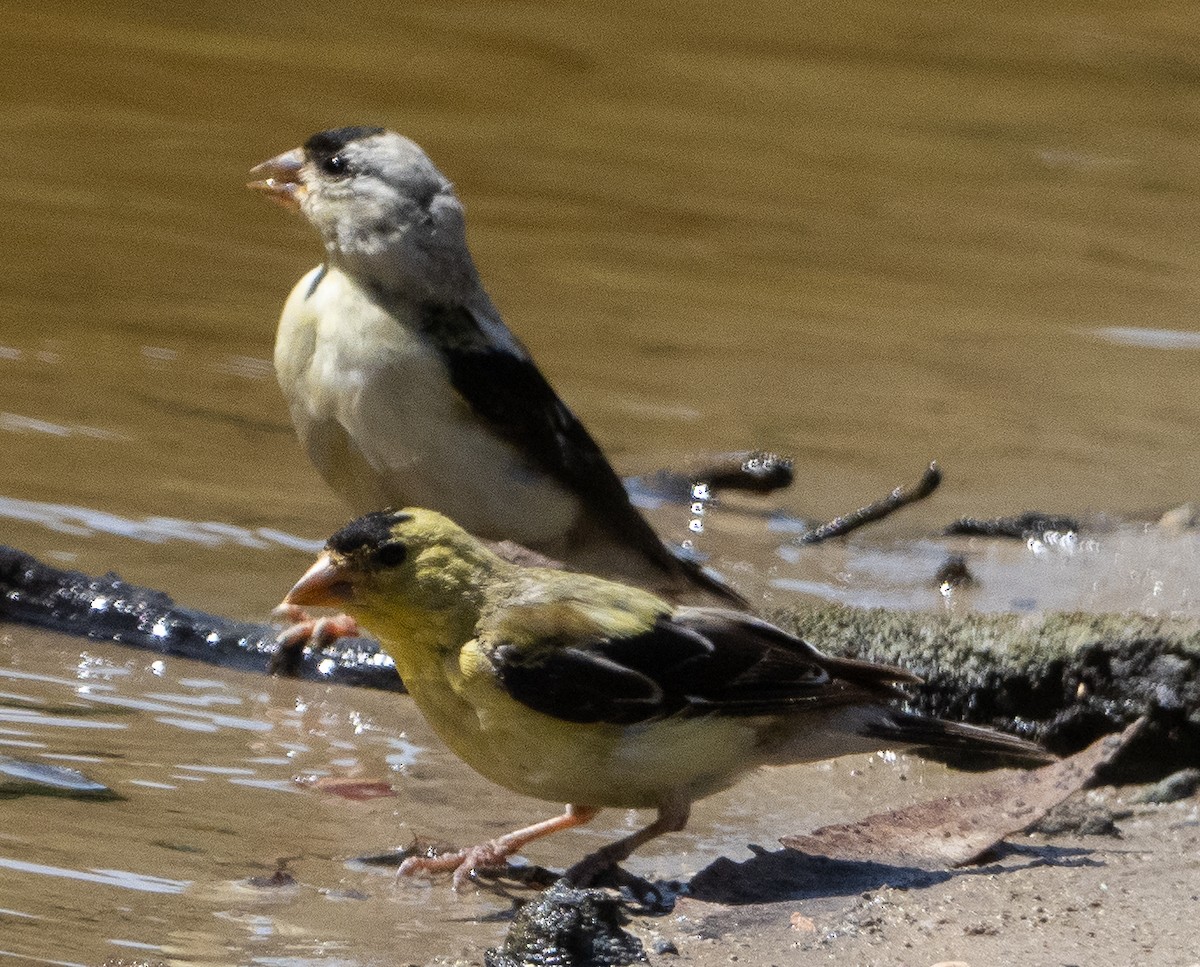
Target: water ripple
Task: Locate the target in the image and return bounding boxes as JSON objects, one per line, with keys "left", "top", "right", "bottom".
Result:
{"left": 0, "top": 856, "right": 190, "bottom": 894}
{"left": 0, "top": 950, "right": 86, "bottom": 967}
{"left": 0, "top": 711, "right": 126, "bottom": 731}
{"left": 1089, "top": 326, "right": 1200, "bottom": 350}
{"left": 0, "top": 413, "right": 126, "bottom": 441}
{"left": 0, "top": 495, "right": 322, "bottom": 551}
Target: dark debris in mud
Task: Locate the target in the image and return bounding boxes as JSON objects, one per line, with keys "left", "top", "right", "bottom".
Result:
{"left": 485, "top": 882, "right": 649, "bottom": 967}
{"left": 1130, "top": 767, "right": 1200, "bottom": 804}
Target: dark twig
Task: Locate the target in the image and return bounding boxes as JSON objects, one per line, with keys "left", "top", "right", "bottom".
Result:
{"left": 796, "top": 461, "right": 943, "bottom": 545}
{"left": 627, "top": 450, "right": 795, "bottom": 504}
{"left": 945, "top": 512, "right": 1081, "bottom": 541}
{"left": 690, "top": 450, "right": 794, "bottom": 494}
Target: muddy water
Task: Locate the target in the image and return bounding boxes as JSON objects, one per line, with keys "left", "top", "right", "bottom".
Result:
{"left": 1, "top": 2, "right": 1198, "bottom": 963}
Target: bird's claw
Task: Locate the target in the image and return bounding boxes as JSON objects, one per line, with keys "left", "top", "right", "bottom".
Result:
{"left": 270, "top": 603, "right": 310, "bottom": 627}
{"left": 268, "top": 607, "right": 361, "bottom": 675}
{"left": 398, "top": 841, "right": 513, "bottom": 891}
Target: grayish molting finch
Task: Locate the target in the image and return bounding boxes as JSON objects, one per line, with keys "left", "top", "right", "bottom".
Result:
{"left": 249, "top": 127, "right": 740, "bottom": 604}
{"left": 284, "top": 507, "right": 1053, "bottom": 889}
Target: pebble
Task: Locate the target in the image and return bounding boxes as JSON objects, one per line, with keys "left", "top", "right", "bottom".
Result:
{"left": 1131, "top": 768, "right": 1200, "bottom": 805}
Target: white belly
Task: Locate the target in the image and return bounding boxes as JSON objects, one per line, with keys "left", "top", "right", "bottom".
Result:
{"left": 274, "top": 266, "right": 582, "bottom": 545}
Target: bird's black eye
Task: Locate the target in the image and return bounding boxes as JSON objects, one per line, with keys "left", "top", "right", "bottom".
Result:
{"left": 375, "top": 543, "right": 407, "bottom": 568}
{"left": 321, "top": 153, "right": 351, "bottom": 176}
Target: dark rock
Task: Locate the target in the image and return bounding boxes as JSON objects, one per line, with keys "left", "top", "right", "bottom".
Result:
{"left": 485, "top": 881, "right": 648, "bottom": 967}
{"left": 1029, "top": 796, "right": 1120, "bottom": 837}
{"left": 785, "top": 606, "right": 1200, "bottom": 776}
{"left": 0, "top": 544, "right": 403, "bottom": 691}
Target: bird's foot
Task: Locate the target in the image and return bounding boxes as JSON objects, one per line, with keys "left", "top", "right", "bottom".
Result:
{"left": 562, "top": 850, "right": 618, "bottom": 888}
{"left": 399, "top": 840, "right": 515, "bottom": 891}
{"left": 269, "top": 605, "right": 360, "bottom": 675}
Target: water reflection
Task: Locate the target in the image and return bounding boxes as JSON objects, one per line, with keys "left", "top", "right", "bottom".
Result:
{"left": 769, "top": 524, "right": 1200, "bottom": 615}
{"left": 1089, "top": 326, "right": 1200, "bottom": 351}
{"left": 0, "top": 496, "right": 322, "bottom": 551}
{"left": 0, "top": 857, "right": 190, "bottom": 894}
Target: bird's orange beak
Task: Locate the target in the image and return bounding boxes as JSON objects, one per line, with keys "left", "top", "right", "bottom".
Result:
{"left": 284, "top": 553, "right": 354, "bottom": 608}
{"left": 247, "top": 147, "right": 306, "bottom": 211}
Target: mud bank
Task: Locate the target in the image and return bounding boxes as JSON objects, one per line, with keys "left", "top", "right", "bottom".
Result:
{"left": 785, "top": 606, "right": 1200, "bottom": 774}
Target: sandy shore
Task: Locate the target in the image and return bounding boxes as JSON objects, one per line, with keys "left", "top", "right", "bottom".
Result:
{"left": 629, "top": 785, "right": 1200, "bottom": 967}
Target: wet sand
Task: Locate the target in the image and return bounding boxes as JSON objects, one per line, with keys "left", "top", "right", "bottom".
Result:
{"left": 659, "top": 788, "right": 1200, "bottom": 967}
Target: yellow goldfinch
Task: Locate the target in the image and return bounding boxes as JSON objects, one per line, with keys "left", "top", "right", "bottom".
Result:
{"left": 248, "top": 127, "right": 739, "bottom": 606}
{"left": 283, "top": 508, "right": 1051, "bottom": 888}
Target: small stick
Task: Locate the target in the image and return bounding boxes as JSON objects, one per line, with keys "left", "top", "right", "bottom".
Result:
{"left": 690, "top": 450, "right": 794, "bottom": 494}
{"left": 944, "top": 512, "right": 1080, "bottom": 540}
{"left": 796, "top": 461, "right": 942, "bottom": 545}
{"left": 627, "top": 451, "right": 795, "bottom": 505}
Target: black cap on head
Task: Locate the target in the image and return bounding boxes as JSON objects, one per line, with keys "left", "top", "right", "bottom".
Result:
{"left": 303, "top": 126, "right": 385, "bottom": 169}
{"left": 327, "top": 509, "right": 411, "bottom": 555}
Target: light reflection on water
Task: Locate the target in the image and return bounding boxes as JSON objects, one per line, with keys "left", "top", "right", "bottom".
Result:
{"left": 0, "top": 857, "right": 190, "bottom": 895}
{"left": 1089, "top": 326, "right": 1200, "bottom": 351}
{"left": 770, "top": 525, "right": 1200, "bottom": 616}
{"left": 0, "top": 496, "right": 322, "bottom": 552}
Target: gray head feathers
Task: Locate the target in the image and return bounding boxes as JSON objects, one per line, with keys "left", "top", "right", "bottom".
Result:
{"left": 296, "top": 128, "right": 480, "bottom": 302}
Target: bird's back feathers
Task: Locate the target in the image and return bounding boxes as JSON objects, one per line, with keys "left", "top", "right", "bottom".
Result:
{"left": 478, "top": 595, "right": 1050, "bottom": 764}
{"left": 415, "top": 300, "right": 720, "bottom": 588}
{"left": 483, "top": 603, "right": 917, "bottom": 726}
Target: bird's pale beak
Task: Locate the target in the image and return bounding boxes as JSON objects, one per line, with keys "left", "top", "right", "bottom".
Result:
{"left": 247, "top": 148, "right": 306, "bottom": 211}
{"left": 284, "top": 554, "right": 354, "bottom": 608}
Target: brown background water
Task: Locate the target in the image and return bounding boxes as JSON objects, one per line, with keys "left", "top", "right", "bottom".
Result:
{"left": 1, "top": 2, "right": 1198, "bottom": 963}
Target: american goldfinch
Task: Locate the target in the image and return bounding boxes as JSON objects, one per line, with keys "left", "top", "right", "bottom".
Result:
{"left": 248, "top": 127, "right": 739, "bottom": 605}
{"left": 283, "top": 508, "right": 1051, "bottom": 888}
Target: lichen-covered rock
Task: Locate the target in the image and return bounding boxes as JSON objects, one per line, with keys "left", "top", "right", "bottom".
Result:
{"left": 775, "top": 604, "right": 1200, "bottom": 775}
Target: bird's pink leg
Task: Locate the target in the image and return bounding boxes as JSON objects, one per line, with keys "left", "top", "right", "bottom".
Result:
{"left": 400, "top": 804, "right": 600, "bottom": 891}
{"left": 563, "top": 798, "right": 691, "bottom": 887}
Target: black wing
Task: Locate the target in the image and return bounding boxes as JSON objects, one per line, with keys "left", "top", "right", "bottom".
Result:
{"left": 417, "top": 302, "right": 737, "bottom": 598}
{"left": 489, "top": 607, "right": 916, "bottom": 726}
{"left": 418, "top": 302, "right": 632, "bottom": 522}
